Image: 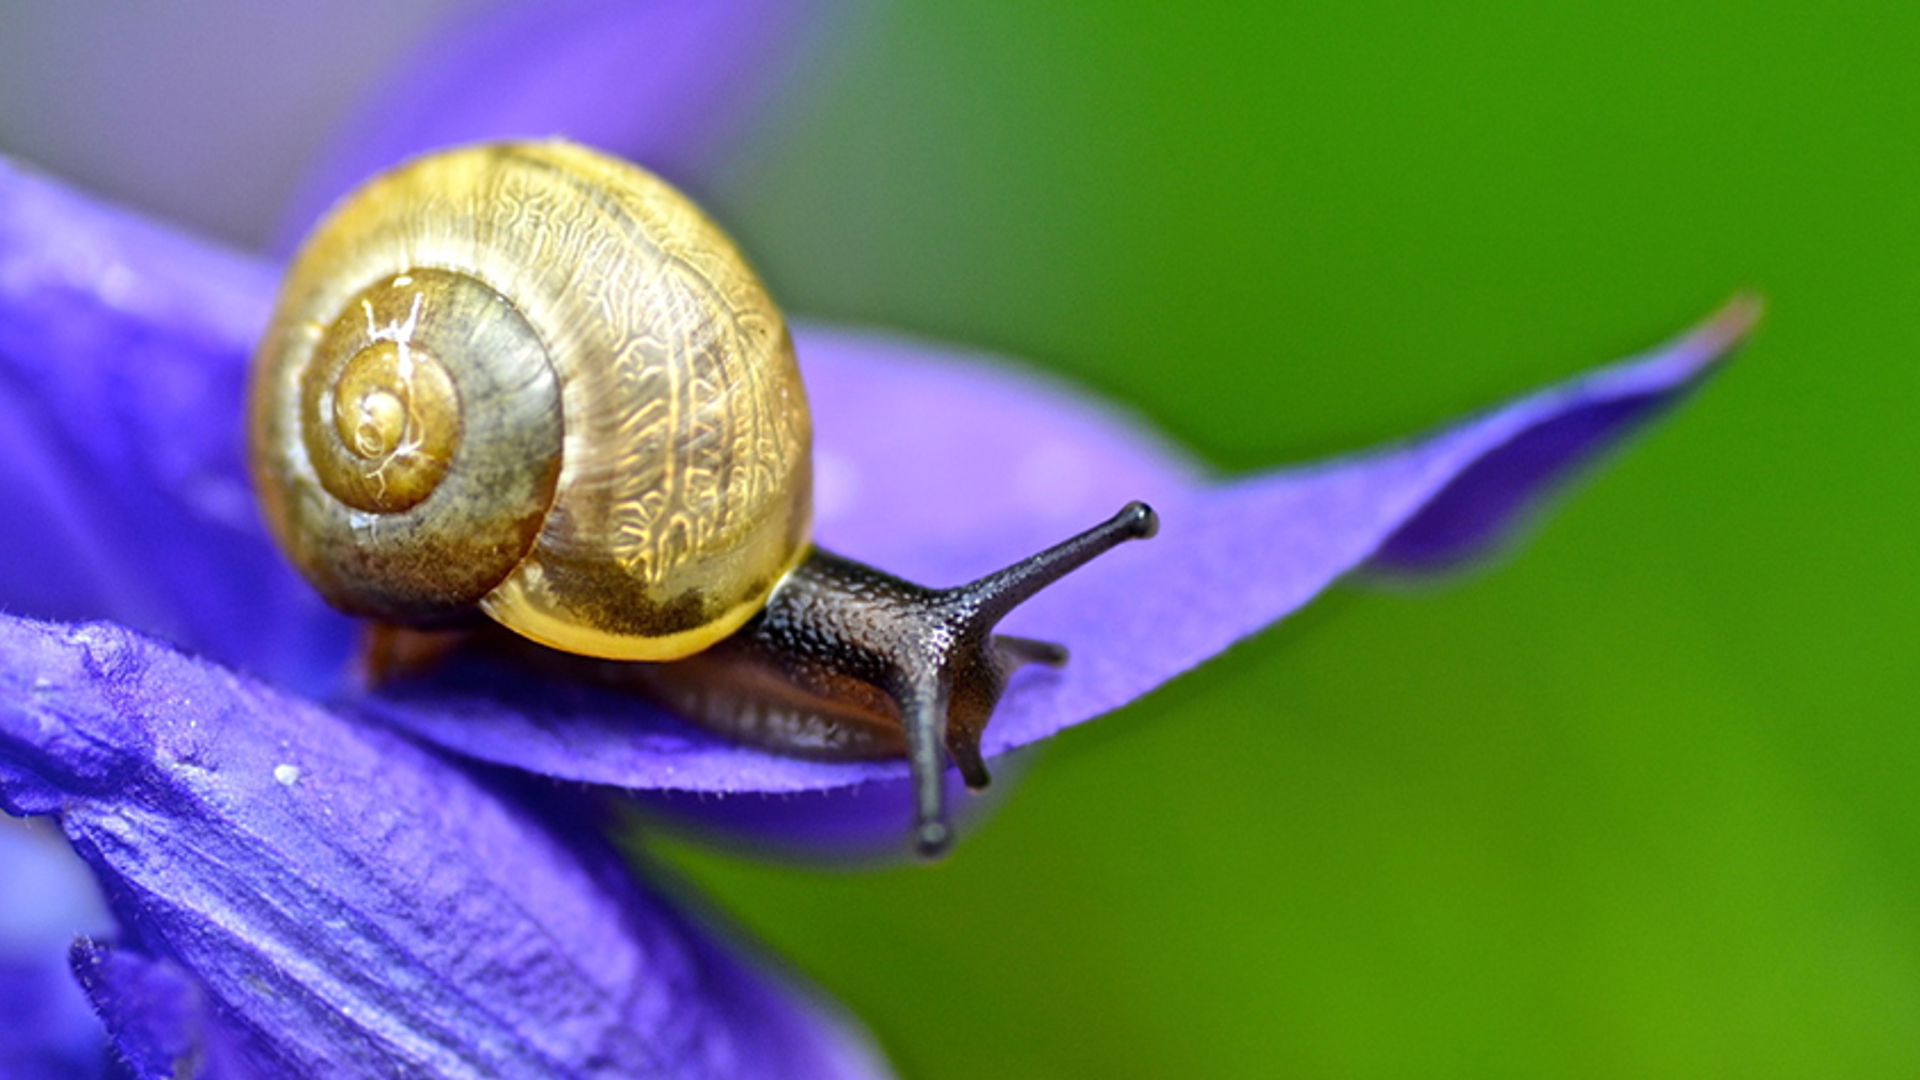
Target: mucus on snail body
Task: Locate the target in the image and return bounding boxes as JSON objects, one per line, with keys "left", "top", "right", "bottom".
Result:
{"left": 249, "top": 140, "right": 1156, "bottom": 855}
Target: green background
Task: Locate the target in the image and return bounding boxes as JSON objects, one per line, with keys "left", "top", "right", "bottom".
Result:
{"left": 677, "top": 5, "right": 1920, "bottom": 1079}
{"left": 3, "top": 2, "right": 1915, "bottom": 1077}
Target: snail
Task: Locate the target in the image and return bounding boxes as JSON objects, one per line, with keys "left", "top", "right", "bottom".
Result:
{"left": 248, "top": 140, "right": 1156, "bottom": 856}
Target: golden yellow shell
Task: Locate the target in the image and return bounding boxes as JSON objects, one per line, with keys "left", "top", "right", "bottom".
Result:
{"left": 249, "top": 141, "right": 813, "bottom": 660}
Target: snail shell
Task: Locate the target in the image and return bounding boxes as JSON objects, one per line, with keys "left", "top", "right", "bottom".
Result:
{"left": 249, "top": 141, "right": 812, "bottom": 661}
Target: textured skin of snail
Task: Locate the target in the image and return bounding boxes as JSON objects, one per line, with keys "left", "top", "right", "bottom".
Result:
{"left": 250, "top": 141, "right": 1154, "bottom": 855}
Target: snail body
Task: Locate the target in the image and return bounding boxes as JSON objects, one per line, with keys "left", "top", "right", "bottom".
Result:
{"left": 250, "top": 141, "right": 1154, "bottom": 854}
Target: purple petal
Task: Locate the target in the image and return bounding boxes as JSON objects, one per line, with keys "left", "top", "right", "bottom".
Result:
{"left": 0, "top": 616, "right": 889, "bottom": 1078}
{"left": 0, "top": 161, "right": 1747, "bottom": 855}
{"left": 0, "top": 156, "right": 352, "bottom": 690}
{"left": 281, "top": 0, "right": 858, "bottom": 244}
{"left": 357, "top": 304, "right": 1749, "bottom": 855}
{"left": 0, "top": 821, "right": 112, "bottom": 1079}
{"left": 975, "top": 299, "right": 1752, "bottom": 753}
{"left": 1366, "top": 300, "right": 1757, "bottom": 573}
{"left": 69, "top": 942, "right": 254, "bottom": 1079}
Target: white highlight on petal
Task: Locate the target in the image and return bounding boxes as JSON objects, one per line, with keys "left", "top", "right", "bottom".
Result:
{"left": 814, "top": 447, "right": 858, "bottom": 525}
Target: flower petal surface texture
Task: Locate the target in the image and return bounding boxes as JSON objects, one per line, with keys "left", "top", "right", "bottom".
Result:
{"left": 0, "top": 151, "right": 1749, "bottom": 856}
{"left": 0, "top": 615, "right": 889, "bottom": 1078}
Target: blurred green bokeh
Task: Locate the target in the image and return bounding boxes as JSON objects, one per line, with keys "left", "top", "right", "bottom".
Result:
{"left": 2, "top": 2, "right": 1911, "bottom": 1077}
{"left": 661, "top": 4, "right": 1920, "bottom": 1078}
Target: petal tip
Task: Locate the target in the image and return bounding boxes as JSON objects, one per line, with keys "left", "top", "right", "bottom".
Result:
{"left": 1686, "top": 291, "right": 1764, "bottom": 370}
{"left": 1351, "top": 295, "right": 1760, "bottom": 577}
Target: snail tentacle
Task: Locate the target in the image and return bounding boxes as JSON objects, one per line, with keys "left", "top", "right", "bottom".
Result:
{"left": 623, "top": 502, "right": 1160, "bottom": 857}
{"left": 898, "top": 676, "right": 954, "bottom": 857}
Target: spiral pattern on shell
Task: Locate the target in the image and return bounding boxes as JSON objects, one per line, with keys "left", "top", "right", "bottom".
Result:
{"left": 249, "top": 141, "right": 813, "bottom": 661}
